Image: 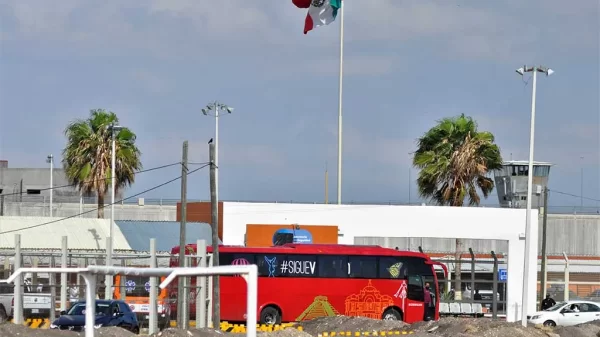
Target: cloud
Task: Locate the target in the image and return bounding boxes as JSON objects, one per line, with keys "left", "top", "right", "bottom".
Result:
{"left": 2, "top": 0, "right": 595, "bottom": 64}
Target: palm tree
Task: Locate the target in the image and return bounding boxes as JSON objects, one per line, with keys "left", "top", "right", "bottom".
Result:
{"left": 413, "top": 114, "right": 502, "bottom": 300}
{"left": 62, "top": 109, "right": 142, "bottom": 218}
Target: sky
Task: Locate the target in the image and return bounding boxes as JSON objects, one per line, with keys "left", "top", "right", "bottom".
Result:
{"left": 0, "top": 0, "right": 598, "bottom": 209}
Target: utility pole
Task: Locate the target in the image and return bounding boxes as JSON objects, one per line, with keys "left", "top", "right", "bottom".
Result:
{"left": 408, "top": 167, "right": 411, "bottom": 205}
{"left": 580, "top": 156, "right": 584, "bottom": 210}
{"left": 539, "top": 186, "right": 549, "bottom": 307}
{"left": 177, "top": 140, "right": 188, "bottom": 329}
{"left": 325, "top": 163, "right": 329, "bottom": 204}
{"left": 209, "top": 142, "right": 220, "bottom": 324}
{"left": 47, "top": 154, "right": 53, "bottom": 217}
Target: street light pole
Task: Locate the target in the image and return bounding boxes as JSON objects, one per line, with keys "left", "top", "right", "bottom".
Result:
{"left": 580, "top": 156, "right": 584, "bottom": 209}
{"left": 515, "top": 65, "right": 553, "bottom": 327}
{"left": 107, "top": 123, "right": 122, "bottom": 300}
{"left": 202, "top": 102, "right": 234, "bottom": 207}
{"left": 46, "top": 155, "right": 53, "bottom": 217}
{"left": 408, "top": 152, "right": 412, "bottom": 205}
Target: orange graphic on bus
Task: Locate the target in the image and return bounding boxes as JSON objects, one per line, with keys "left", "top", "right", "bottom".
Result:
{"left": 344, "top": 280, "right": 394, "bottom": 319}
{"left": 295, "top": 296, "right": 340, "bottom": 321}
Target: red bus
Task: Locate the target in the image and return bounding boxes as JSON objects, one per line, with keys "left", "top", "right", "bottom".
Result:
{"left": 169, "top": 244, "right": 447, "bottom": 324}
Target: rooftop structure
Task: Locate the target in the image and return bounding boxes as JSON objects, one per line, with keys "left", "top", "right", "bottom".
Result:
{"left": 493, "top": 160, "right": 553, "bottom": 209}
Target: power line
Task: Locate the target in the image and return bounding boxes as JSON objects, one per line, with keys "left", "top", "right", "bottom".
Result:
{"left": 549, "top": 189, "right": 600, "bottom": 202}
{"left": 0, "top": 164, "right": 209, "bottom": 234}
{"left": 0, "top": 162, "right": 182, "bottom": 197}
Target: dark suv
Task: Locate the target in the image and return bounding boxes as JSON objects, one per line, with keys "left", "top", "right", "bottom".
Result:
{"left": 50, "top": 299, "right": 140, "bottom": 334}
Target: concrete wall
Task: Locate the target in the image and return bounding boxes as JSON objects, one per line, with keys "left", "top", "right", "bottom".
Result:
{"left": 1, "top": 201, "right": 176, "bottom": 220}
{"left": 0, "top": 167, "right": 82, "bottom": 200}
{"left": 542, "top": 215, "right": 600, "bottom": 256}
{"left": 357, "top": 214, "right": 600, "bottom": 256}
{"left": 355, "top": 237, "right": 509, "bottom": 254}
{"left": 221, "top": 202, "right": 539, "bottom": 321}
{"left": 0, "top": 216, "right": 131, "bottom": 250}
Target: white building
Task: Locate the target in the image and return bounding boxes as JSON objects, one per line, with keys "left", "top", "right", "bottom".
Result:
{"left": 219, "top": 202, "right": 538, "bottom": 322}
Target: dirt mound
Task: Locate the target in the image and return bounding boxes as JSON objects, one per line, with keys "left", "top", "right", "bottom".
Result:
{"left": 150, "top": 328, "right": 228, "bottom": 337}
{"left": 0, "top": 322, "right": 75, "bottom": 337}
{"left": 298, "top": 316, "right": 409, "bottom": 336}
{"left": 410, "top": 318, "right": 555, "bottom": 337}
{"left": 0, "top": 323, "right": 136, "bottom": 337}
{"left": 259, "top": 329, "right": 314, "bottom": 337}
{"left": 552, "top": 321, "right": 600, "bottom": 337}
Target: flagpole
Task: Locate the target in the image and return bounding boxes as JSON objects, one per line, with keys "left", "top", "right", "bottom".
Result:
{"left": 336, "top": 1, "right": 344, "bottom": 205}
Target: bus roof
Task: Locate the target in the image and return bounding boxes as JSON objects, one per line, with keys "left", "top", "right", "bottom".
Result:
{"left": 171, "top": 243, "right": 431, "bottom": 260}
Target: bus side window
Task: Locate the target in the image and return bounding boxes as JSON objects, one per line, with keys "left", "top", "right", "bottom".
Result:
{"left": 407, "top": 275, "right": 424, "bottom": 301}
{"left": 348, "top": 256, "right": 377, "bottom": 279}
{"left": 317, "top": 255, "right": 348, "bottom": 278}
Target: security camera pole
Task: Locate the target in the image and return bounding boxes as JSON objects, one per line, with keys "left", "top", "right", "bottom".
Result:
{"left": 515, "top": 65, "right": 553, "bottom": 327}
{"left": 202, "top": 102, "right": 234, "bottom": 207}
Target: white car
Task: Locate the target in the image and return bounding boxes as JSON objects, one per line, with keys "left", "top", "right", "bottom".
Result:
{"left": 528, "top": 300, "right": 600, "bottom": 327}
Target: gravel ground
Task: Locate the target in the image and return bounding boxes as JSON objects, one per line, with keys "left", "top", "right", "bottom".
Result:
{"left": 297, "top": 316, "right": 409, "bottom": 335}
{"left": 0, "top": 324, "right": 136, "bottom": 337}
{"left": 551, "top": 320, "right": 600, "bottom": 337}
{"left": 149, "top": 328, "right": 229, "bottom": 337}
{"left": 1, "top": 317, "right": 598, "bottom": 337}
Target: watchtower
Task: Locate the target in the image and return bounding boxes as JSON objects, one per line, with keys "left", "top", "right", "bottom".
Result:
{"left": 494, "top": 160, "right": 553, "bottom": 209}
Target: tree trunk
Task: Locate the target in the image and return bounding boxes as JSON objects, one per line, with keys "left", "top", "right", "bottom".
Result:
{"left": 454, "top": 238, "right": 463, "bottom": 300}
{"left": 97, "top": 192, "right": 105, "bottom": 219}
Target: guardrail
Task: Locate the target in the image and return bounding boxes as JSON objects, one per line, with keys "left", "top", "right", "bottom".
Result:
{"left": 1, "top": 264, "right": 258, "bottom": 337}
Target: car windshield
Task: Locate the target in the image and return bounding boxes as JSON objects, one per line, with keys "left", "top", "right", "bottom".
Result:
{"left": 544, "top": 301, "right": 566, "bottom": 311}
{"left": 67, "top": 303, "right": 111, "bottom": 316}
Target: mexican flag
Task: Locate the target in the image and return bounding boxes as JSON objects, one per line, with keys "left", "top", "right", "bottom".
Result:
{"left": 292, "top": 0, "right": 342, "bottom": 34}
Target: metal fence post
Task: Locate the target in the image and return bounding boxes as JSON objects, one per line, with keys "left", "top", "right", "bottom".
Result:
{"left": 32, "top": 257, "right": 39, "bottom": 286}
{"left": 149, "top": 238, "right": 158, "bottom": 335}
{"left": 60, "top": 236, "right": 68, "bottom": 311}
{"left": 491, "top": 251, "right": 498, "bottom": 319}
{"left": 469, "top": 248, "right": 475, "bottom": 302}
{"left": 80, "top": 273, "right": 97, "bottom": 337}
{"left": 207, "top": 254, "right": 213, "bottom": 328}
{"left": 105, "top": 239, "right": 112, "bottom": 300}
{"left": 181, "top": 255, "right": 189, "bottom": 329}
{"left": 120, "top": 259, "right": 126, "bottom": 301}
{"left": 13, "top": 234, "right": 23, "bottom": 324}
{"left": 563, "top": 252, "right": 569, "bottom": 301}
{"left": 49, "top": 256, "right": 56, "bottom": 322}
{"left": 196, "top": 240, "right": 207, "bottom": 328}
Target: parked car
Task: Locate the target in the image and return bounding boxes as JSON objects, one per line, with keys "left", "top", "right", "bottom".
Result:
{"left": 49, "top": 299, "right": 140, "bottom": 334}
{"left": 527, "top": 300, "right": 600, "bottom": 327}
{"left": 0, "top": 282, "right": 53, "bottom": 320}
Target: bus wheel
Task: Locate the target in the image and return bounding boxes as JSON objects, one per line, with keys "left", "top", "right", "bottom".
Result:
{"left": 260, "top": 306, "right": 281, "bottom": 325}
{"left": 382, "top": 308, "right": 402, "bottom": 321}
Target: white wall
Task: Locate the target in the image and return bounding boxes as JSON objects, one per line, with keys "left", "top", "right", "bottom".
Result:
{"left": 0, "top": 216, "right": 131, "bottom": 250}
{"left": 222, "top": 202, "right": 538, "bottom": 322}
